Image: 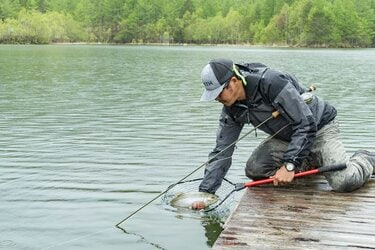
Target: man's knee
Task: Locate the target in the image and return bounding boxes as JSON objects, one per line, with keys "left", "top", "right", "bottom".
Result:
{"left": 325, "top": 160, "right": 371, "bottom": 192}
{"left": 327, "top": 173, "right": 364, "bottom": 192}
{"left": 245, "top": 138, "right": 287, "bottom": 180}
{"left": 245, "top": 155, "right": 277, "bottom": 180}
{"left": 245, "top": 156, "right": 263, "bottom": 179}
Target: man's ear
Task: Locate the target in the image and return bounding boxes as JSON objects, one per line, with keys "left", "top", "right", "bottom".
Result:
{"left": 228, "top": 76, "right": 237, "bottom": 88}
{"left": 230, "top": 76, "right": 240, "bottom": 87}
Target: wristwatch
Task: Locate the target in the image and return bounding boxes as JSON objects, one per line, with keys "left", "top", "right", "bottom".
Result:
{"left": 285, "top": 162, "right": 296, "bottom": 172}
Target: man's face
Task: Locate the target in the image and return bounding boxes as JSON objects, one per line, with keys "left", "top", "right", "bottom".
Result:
{"left": 215, "top": 78, "right": 239, "bottom": 106}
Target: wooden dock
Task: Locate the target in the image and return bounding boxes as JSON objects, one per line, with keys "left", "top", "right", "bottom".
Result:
{"left": 213, "top": 176, "right": 375, "bottom": 249}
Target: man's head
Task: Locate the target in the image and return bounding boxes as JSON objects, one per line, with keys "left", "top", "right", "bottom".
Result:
{"left": 200, "top": 58, "right": 235, "bottom": 102}
{"left": 200, "top": 58, "right": 246, "bottom": 106}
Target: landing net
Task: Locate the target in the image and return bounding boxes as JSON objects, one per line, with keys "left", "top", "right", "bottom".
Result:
{"left": 161, "top": 178, "right": 236, "bottom": 214}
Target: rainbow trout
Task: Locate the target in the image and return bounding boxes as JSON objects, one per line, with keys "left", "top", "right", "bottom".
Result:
{"left": 170, "top": 192, "right": 219, "bottom": 209}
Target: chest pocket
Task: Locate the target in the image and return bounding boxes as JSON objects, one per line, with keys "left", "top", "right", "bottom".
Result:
{"left": 247, "top": 103, "right": 275, "bottom": 126}
{"left": 225, "top": 103, "right": 250, "bottom": 124}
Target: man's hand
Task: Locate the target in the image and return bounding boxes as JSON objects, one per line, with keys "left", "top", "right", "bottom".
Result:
{"left": 271, "top": 165, "right": 295, "bottom": 186}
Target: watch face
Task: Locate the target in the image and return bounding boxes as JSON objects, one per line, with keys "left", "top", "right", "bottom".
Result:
{"left": 286, "top": 163, "right": 295, "bottom": 171}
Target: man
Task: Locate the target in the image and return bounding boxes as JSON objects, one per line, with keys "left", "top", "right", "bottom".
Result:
{"left": 193, "top": 58, "right": 374, "bottom": 210}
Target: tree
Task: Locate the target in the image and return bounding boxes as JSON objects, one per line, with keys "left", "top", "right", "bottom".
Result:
{"left": 262, "top": 4, "right": 290, "bottom": 45}
{"left": 287, "top": 0, "right": 313, "bottom": 45}
{"left": 332, "top": 0, "right": 371, "bottom": 47}
{"left": 224, "top": 9, "right": 242, "bottom": 44}
{"left": 303, "top": 2, "right": 340, "bottom": 47}
{"left": 0, "top": 0, "right": 20, "bottom": 20}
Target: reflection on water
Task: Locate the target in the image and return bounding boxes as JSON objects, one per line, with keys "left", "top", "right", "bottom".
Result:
{"left": 202, "top": 216, "right": 225, "bottom": 247}
{"left": 0, "top": 45, "right": 374, "bottom": 250}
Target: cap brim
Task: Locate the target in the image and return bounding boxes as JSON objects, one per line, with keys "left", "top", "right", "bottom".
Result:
{"left": 200, "top": 84, "right": 225, "bottom": 101}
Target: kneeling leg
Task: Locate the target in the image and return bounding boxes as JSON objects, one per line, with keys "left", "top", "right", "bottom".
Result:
{"left": 245, "top": 138, "right": 288, "bottom": 180}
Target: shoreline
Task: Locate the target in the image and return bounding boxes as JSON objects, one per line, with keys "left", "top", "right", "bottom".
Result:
{"left": 0, "top": 42, "right": 373, "bottom": 49}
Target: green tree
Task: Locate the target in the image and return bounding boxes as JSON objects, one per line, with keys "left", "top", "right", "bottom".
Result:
{"left": 18, "top": 0, "right": 39, "bottom": 10}
{"left": 287, "top": 0, "right": 313, "bottom": 45}
{"left": 224, "top": 9, "right": 242, "bottom": 44}
{"left": 251, "top": 20, "right": 266, "bottom": 44}
{"left": 262, "top": 4, "right": 290, "bottom": 45}
{"left": 332, "top": 0, "right": 371, "bottom": 47}
{"left": 303, "top": 2, "right": 340, "bottom": 46}
{"left": 0, "top": 0, "right": 20, "bottom": 20}
{"left": 102, "top": 0, "right": 126, "bottom": 41}
{"left": 46, "top": 0, "right": 80, "bottom": 14}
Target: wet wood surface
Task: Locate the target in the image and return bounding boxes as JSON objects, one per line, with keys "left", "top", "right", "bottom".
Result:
{"left": 213, "top": 176, "right": 375, "bottom": 249}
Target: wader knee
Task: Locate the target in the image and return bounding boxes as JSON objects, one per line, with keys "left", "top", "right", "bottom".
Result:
{"left": 325, "top": 156, "right": 371, "bottom": 192}
{"left": 245, "top": 155, "right": 263, "bottom": 179}
{"left": 326, "top": 172, "right": 365, "bottom": 192}
{"left": 245, "top": 153, "right": 279, "bottom": 180}
{"left": 245, "top": 138, "right": 287, "bottom": 180}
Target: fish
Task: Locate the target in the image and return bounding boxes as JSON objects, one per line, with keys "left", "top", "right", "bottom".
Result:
{"left": 169, "top": 191, "right": 219, "bottom": 209}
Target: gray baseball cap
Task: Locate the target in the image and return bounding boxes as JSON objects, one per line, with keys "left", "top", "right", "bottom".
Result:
{"left": 200, "top": 59, "right": 234, "bottom": 101}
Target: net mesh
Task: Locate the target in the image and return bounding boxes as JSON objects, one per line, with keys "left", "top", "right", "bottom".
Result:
{"left": 161, "top": 178, "right": 236, "bottom": 214}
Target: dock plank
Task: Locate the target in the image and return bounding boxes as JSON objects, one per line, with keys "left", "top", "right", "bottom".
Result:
{"left": 213, "top": 176, "right": 375, "bottom": 249}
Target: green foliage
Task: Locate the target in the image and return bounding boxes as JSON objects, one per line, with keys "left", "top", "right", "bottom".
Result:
{"left": 0, "top": 0, "right": 21, "bottom": 20}
{"left": 0, "top": 9, "right": 84, "bottom": 43}
{"left": 0, "top": 0, "right": 373, "bottom": 47}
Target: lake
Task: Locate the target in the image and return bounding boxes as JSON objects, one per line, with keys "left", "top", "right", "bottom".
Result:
{"left": 0, "top": 45, "right": 374, "bottom": 250}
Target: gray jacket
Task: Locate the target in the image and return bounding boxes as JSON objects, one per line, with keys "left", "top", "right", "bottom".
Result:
{"left": 199, "top": 63, "right": 337, "bottom": 193}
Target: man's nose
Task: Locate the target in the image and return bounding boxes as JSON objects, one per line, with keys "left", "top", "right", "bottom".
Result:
{"left": 216, "top": 92, "right": 223, "bottom": 101}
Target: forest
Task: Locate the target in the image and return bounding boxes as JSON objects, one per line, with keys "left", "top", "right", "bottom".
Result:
{"left": 0, "top": 0, "right": 374, "bottom": 47}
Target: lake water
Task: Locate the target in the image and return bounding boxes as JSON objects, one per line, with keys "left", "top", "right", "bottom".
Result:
{"left": 0, "top": 45, "right": 374, "bottom": 250}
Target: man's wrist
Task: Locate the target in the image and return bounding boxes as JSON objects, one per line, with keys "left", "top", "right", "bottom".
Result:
{"left": 284, "top": 162, "right": 296, "bottom": 172}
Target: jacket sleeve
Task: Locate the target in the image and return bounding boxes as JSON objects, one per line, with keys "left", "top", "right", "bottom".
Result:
{"left": 199, "top": 108, "right": 243, "bottom": 194}
{"left": 265, "top": 71, "right": 317, "bottom": 167}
